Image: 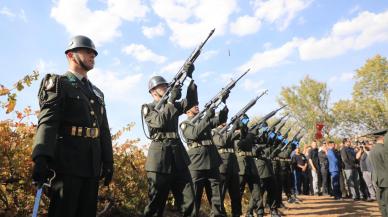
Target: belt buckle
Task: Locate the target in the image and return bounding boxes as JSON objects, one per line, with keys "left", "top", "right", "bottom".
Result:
{"left": 90, "top": 128, "right": 98, "bottom": 138}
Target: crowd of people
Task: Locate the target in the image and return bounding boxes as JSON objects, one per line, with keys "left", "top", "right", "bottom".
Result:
{"left": 291, "top": 139, "right": 378, "bottom": 201}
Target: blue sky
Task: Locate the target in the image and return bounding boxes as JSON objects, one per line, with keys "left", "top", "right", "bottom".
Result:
{"left": 1, "top": 0, "right": 388, "bottom": 143}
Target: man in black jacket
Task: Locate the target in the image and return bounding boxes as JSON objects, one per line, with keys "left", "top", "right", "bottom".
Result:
{"left": 341, "top": 138, "right": 361, "bottom": 200}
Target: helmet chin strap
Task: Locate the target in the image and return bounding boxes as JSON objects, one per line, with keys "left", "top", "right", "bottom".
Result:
{"left": 74, "top": 53, "right": 90, "bottom": 71}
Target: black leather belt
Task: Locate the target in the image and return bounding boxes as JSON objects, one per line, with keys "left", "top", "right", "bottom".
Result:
{"left": 64, "top": 126, "right": 100, "bottom": 138}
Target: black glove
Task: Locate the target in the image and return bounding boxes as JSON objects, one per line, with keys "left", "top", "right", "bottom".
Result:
{"left": 168, "top": 85, "right": 182, "bottom": 103}
{"left": 32, "top": 156, "right": 50, "bottom": 186}
{"left": 101, "top": 162, "right": 114, "bottom": 186}
{"left": 219, "top": 106, "right": 229, "bottom": 123}
{"left": 183, "top": 62, "right": 195, "bottom": 78}
{"left": 221, "top": 91, "right": 230, "bottom": 103}
{"left": 204, "top": 108, "right": 215, "bottom": 120}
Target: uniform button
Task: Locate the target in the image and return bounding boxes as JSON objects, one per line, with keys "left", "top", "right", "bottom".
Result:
{"left": 90, "top": 111, "right": 95, "bottom": 115}
{"left": 90, "top": 99, "right": 94, "bottom": 104}
{"left": 93, "top": 123, "right": 96, "bottom": 127}
{"left": 77, "top": 96, "right": 80, "bottom": 99}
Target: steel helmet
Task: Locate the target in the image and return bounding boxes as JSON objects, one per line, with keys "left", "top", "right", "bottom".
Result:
{"left": 65, "top": 35, "right": 98, "bottom": 56}
{"left": 148, "top": 76, "right": 168, "bottom": 92}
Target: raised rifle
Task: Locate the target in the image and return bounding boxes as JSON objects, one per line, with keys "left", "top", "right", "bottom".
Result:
{"left": 269, "top": 113, "right": 289, "bottom": 132}
{"left": 155, "top": 29, "right": 215, "bottom": 110}
{"left": 280, "top": 128, "right": 303, "bottom": 151}
{"left": 249, "top": 105, "right": 287, "bottom": 132}
{"left": 219, "top": 90, "right": 268, "bottom": 134}
{"left": 190, "top": 68, "right": 250, "bottom": 123}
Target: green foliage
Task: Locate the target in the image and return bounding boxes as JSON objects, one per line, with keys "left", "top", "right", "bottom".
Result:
{"left": 277, "top": 75, "right": 334, "bottom": 142}
{"left": 332, "top": 55, "right": 388, "bottom": 137}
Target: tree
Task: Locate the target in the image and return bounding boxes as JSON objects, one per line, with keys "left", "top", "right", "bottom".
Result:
{"left": 277, "top": 75, "right": 334, "bottom": 142}
{"left": 332, "top": 55, "right": 388, "bottom": 137}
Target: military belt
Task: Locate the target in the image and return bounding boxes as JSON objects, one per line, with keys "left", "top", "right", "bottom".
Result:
{"left": 188, "top": 140, "right": 213, "bottom": 149}
{"left": 218, "top": 148, "right": 235, "bottom": 154}
{"left": 152, "top": 132, "right": 179, "bottom": 142}
{"left": 65, "top": 126, "right": 100, "bottom": 139}
{"left": 237, "top": 151, "right": 253, "bottom": 157}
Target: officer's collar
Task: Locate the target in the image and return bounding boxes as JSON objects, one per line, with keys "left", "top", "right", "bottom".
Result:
{"left": 68, "top": 70, "right": 86, "bottom": 81}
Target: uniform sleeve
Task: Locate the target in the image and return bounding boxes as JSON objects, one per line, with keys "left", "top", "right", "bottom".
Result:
{"left": 181, "top": 119, "right": 210, "bottom": 141}
{"left": 32, "top": 75, "right": 64, "bottom": 161}
{"left": 100, "top": 96, "right": 113, "bottom": 163}
{"left": 211, "top": 130, "right": 226, "bottom": 148}
{"left": 144, "top": 103, "right": 179, "bottom": 128}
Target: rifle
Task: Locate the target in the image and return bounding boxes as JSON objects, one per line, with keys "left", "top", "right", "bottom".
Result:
{"left": 249, "top": 105, "right": 287, "bottom": 131}
{"left": 219, "top": 90, "right": 268, "bottom": 134}
{"left": 280, "top": 128, "right": 303, "bottom": 151}
{"left": 269, "top": 113, "right": 289, "bottom": 132}
{"left": 155, "top": 29, "right": 215, "bottom": 110}
{"left": 275, "top": 116, "right": 289, "bottom": 134}
{"left": 190, "top": 68, "right": 250, "bottom": 123}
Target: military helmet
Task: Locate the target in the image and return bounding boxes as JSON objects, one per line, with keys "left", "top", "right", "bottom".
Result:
{"left": 65, "top": 35, "right": 98, "bottom": 56}
{"left": 148, "top": 76, "right": 168, "bottom": 92}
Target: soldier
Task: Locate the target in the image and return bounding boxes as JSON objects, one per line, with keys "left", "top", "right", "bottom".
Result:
{"left": 234, "top": 114, "right": 262, "bottom": 217}
{"left": 252, "top": 124, "right": 281, "bottom": 217}
{"left": 180, "top": 104, "right": 228, "bottom": 217}
{"left": 212, "top": 121, "right": 242, "bottom": 217}
{"left": 31, "top": 35, "right": 113, "bottom": 217}
{"left": 276, "top": 139, "right": 293, "bottom": 204}
{"left": 142, "top": 73, "right": 197, "bottom": 217}
{"left": 368, "top": 128, "right": 388, "bottom": 217}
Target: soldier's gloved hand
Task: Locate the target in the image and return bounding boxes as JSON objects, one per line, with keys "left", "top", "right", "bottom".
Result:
{"left": 32, "top": 156, "right": 50, "bottom": 187}
{"left": 168, "top": 85, "right": 182, "bottom": 103}
{"left": 219, "top": 106, "right": 229, "bottom": 123}
{"left": 101, "top": 162, "right": 114, "bottom": 186}
{"left": 221, "top": 91, "right": 230, "bottom": 103}
{"left": 186, "top": 80, "right": 198, "bottom": 105}
{"left": 184, "top": 62, "right": 195, "bottom": 78}
{"left": 204, "top": 108, "right": 215, "bottom": 121}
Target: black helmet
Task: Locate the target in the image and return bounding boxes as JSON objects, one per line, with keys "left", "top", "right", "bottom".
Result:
{"left": 148, "top": 76, "right": 168, "bottom": 92}
{"left": 65, "top": 35, "right": 98, "bottom": 56}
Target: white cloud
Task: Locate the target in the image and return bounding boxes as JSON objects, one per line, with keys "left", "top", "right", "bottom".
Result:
{"left": 230, "top": 15, "right": 261, "bottom": 36}
{"left": 243, "top": 79, "right": 265, "bottom": 93}
{"left": 201, "top": 50, "right": 219, "bottom": 60}
{"left": 349, "top": 5, "right": 361, "bottom": 15}
{"left": 0, "top": 6, "right": 15, "bottom": 17}
{"left": 329, "top": 72, "right": 354, "bottom": 83}
{"left": 253, "top": 0, "right": 312, "bottom": 31}
{"left": 237, "top": 40, "right": 299, "bottom": 73}
{"left": 298, "top": 10, "right": 388, "bottom": 60}
{"left": 0, "top": 6, "right": 28, "bottom": 22}
{"left": 151, "top": 0, "right": 237, "bottom": 48}
{"left": 88, "top": 68, "right": 143, "bottom": 101}
{"left": 199, "top": 71, "right": 214, "bottom": 82}
{"left": 36, "top": 59, "right": 59, "bottom": 74}
{"left": 160, "top": 60, "right": 184, "bottom": 74}
{"left": 51, "top": 0, "right": 148, "bottom": 46}
{"left": 239, "top": 10, "right": 388, "bottom": 73}
{"left": 122, "top": 44, "right": 167, "bottom": 64}
{"left": 142, "top": 23, "right": 165, "bottom": 38}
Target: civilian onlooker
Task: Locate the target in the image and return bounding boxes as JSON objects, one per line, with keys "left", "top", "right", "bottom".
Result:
{"left": 318, "top": 143, "right": 330, "bottom": 195}
{"left": 308, "top": 141, "right": 320, "bottom": 195}
{"left": 292, "top": 147, "right": 308, "bottom": 195}
{"left": 356, "top": 141, "right": 377, "bottom": 201}
{"left": 338, "top": 142, "right": 349, "bottom": 198}
{"left": 341, "top": 138, "right": 362, "bottom": 200}
{"left": 327, "top": 141, "right": 342, "bottom": 200}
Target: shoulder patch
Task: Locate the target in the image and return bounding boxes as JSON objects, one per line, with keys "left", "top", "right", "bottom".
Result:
{"left": 91, "top": 84, "right": 104, "bottom": 102}
{"left": 180, "top": 123, "right": 186, "bottom": 130}
{"left": 38, "top": 74, "right": 62, "bottom": 108}
{"left": 142, "top": 104, "right": 150, "bottom": 116}
{"left": 44, "top": 77, "right": 55, "bottom": 90}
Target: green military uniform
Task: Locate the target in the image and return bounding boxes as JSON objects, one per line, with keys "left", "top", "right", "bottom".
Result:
{"left": 369, "top": 129, "right": 388, "bottom": 217}
{"left": 142, "top": 91, "right": 197, "bottom": 217}
{"left": 180, "top": 113, "right": 226, "bottom": 217}
{"left": 275, "top": 142, "right": 293, "bottom": 202}
{"left": 32, "top": 72, "right": 113, "bottom": 217}
{"left": 234, "top": 128, "right": 261, "bottom": 216}
{"left": 212, "top": 127, "right": 242, "bottom": 217}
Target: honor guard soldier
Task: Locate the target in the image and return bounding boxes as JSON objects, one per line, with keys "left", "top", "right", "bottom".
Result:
{"left": 212, "top": 121, "right": 242, "bottom": 217}
{"left": 180, "top": 104, "right": 228, "bottom": 217}
{"left": 142, "top": 72, "right": 197, "bottom": 217}
{"left": 368, "top": 128, "right": 388, "bottom": 217}
{"left": 234, "top": 114, "right": 262, "bottom": 217}
{"left": 31, "top": 35, "right": 114, "bottom": 217}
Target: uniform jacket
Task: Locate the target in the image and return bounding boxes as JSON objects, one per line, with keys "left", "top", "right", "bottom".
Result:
{"left": 32, "top": 72, "right": 113, "bottom": 178}
{"left": 143, "top": 97, "right": 195, "bottom": 174}
{"left": 212, "top": 128, "right": 239, "bottom": 174}
{"left": 369, "top": 143, "right": 388, "bottom": 187}
{"left": 234, "top": 129, "right": 258, "bottom": 176}
{"left": 181, "top": 115, "right": 222, "bottom": 171}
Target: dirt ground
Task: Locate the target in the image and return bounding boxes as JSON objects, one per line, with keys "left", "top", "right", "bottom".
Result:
{"left": 275, "top": 195, "right": 381, "bottom": 217}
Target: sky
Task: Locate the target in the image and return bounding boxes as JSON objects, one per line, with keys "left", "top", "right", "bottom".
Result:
{"left": 1, "top": 0, "right": 388, "bottom": 144}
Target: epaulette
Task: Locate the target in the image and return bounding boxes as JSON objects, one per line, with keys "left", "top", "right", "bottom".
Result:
{"left": 38, "top": 74, "right": 63, "bottom": 108}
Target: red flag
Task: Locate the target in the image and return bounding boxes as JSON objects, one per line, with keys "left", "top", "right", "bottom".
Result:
{"left": 315, "top": 123, "right": 324, "bottom": 140}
